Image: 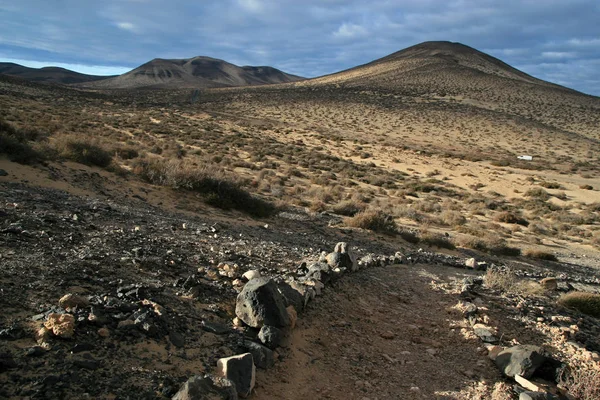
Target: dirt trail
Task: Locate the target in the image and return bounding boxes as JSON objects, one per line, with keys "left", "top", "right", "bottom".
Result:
{"left": 254, "top": 264, "right": 503, "bottom": 399}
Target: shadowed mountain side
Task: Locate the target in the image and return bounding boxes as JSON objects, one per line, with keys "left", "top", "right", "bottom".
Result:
{"left": 0, "top": 62, "right": 114, "bottom": 85}
{"left": 81, "top": 56, "right": 304, "bottom": 89}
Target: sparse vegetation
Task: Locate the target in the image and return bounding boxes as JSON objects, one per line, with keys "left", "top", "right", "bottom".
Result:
{"left": 523, "top": 249, "right": 558, "bottom": 261}
{"left": 557, "top": 292, "right": 600, "bottom": 318}
{"left": 345, "top": 209, "right": 397, "bottom": 234}
{"left": 52, "top": 135, "right": 113, "bottom": 168}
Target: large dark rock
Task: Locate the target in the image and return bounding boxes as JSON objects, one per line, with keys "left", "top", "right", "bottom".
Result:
{"left": 326, "top": 242, "right": 355, "bottom": 271}
{"left": 274, "top": 279, "right": 304, "bottom": 312}
{"left": 216, "top": 353, "right": 255, "bottom": 398}
{"left": 243, "top": 341, "right": 274, "bottom": 369}
{"left": 172, "top": 375, "right": 238, "bottom": 400}
{"left": 258, "top": 325, "right": 284, "bottom": 350}
{"left": 235, "top": 278, "right": 290, "bottom": 328}
{"left": 495, "top": 345, "right": 547, "bottom": 378}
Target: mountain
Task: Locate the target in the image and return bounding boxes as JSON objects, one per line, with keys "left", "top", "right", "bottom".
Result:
{"left": 302, "top": 41, "right": 583, "bottom": 95}
{"left": 82, "top": 56, "right": 304, "bottom": 89}
{"left": 0, "top": 62, "right": 114, "bottom": 84}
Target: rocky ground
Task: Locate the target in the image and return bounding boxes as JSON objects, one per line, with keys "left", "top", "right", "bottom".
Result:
{"left": 1, "top": 176, "right": 599, "bottom": 399}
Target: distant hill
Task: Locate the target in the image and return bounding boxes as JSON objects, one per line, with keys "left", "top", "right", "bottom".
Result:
{"left": 302, "top": 41, "right": 582, "bottom": 95}
{"left": 0, "top": 62, "right": 114, "bottom": 85}
{"left": 81, "top": 56, "right": 304, "bottom": 89}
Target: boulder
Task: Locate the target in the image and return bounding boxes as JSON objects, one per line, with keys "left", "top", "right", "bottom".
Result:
{"left": 243, "top": 341, "right": 274, "bottom": 369}
{"left": 216, "top": 353, "right": 255, "bottom": 398}
{"left": 275, "top": 279, "right": 304, "bottom": 312}
{"left": 495, "top": 345, "right": 547, "bottom": 378}
{"left": 258, "top": 325, "right": 284, "bottom": 349}
{"left": 235, "top": 278, "right": 290, "bottom": 328}
{"left": 306, "top": 262, "right": 331, "bottom": 284}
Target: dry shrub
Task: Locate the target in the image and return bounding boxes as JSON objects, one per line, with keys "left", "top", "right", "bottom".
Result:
{"left": 525, "top": 187, "right": 551, "bottom": 201}
{"left": 52, "top": 135, "right": 112, "bottom": 168}
{"left": 419, "top": 231, "right": 455, "bottom": 249}
{"left": 484, "top": 267, "right": 544, "bottom": 295}
{"left": 0, "top": 119, "right": 43, "bottom": 164}
{"left": 455, "top": 234, "right": 521, "bottom": 257}
{"left": 346, "top": 209, "right": 397, "bottom": 234}
{"left": 494, "top": 211, "right": 529, "bottom": 226}
{"left": 398, "top": 229, "right": 420, "bottom": 244}
{"left": 331, "top": 199, "right": 367, "bottom": 216}
{"left": 558, "top": 292, "right": 600, "bottom": 318}
{"left": 559, "top": 364, "right": 600, "bottom": 400}
{"left": 523, "top": 249, "right": 558, "bottom": 261}
{"left": 132, "top": 158, "right": 274, "bottom": 217}
{"left": 440, "top": 210, "right": 467, "bottom": 226}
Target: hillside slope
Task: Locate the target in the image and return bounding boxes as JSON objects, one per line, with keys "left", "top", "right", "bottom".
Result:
{"left": 0, "top": 62, "right": 113, "bottom": 84}
{"left": 83, "top": 56, "right": 304, "bottom": 89}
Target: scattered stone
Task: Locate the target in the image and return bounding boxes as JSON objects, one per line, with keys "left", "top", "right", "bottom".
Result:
{"left": 380, "top": 331, "right": 395, "bottom": 340}
{"left": 0, "top": 169, "right": 8, "bottom": 176}
{"left": 201, "top": 321, "right": 231, "bottom": 335}
{"left": 25, "top": 346, "right": 46, "bottom": 357}
{"left": 258, "top": 325, "right": 284, "bottom": 349}
{"left": 216, "top": 353, "right": 255, "bottom": 398}
{"left": 465, "top": 258, "right": 477, "bottom": 268}
{"left": 326, "top": 242, "right": 355, "bottom": 271}
{"left": 235, "top": 278, "right": 290, "bottom": 328}
{"left": 169, "top": 331, "right": 185, "bottom": 348}
{"left": 495, "top": 345, "right": 548, "bottom": 378}
{"left": 243, "top": 341, "right": 274, "bottom": 369}
{"left": 473, "top": 324, "right": 499, "bottom": 344}
{"left": 44, "top": 313, "right": 75, "bottom": 338}
{"left": 519, "top": 391, "right": 559, "bottom": 400}
{"left": 97, "top": 328, "right": 110, "bottom": 338}
{"left": 172, "top": 375, "right": 238, "bottom": 400}
{"left": 242, "top": 270, "right": 261, "bottom": 282}
{"left": 58, "top": 293, "right": 89, "bottom": 310}
{"left": 539, "top": 278, "right": 558, "bottom": 291}
{"left": 218, "top": 263, "right": 239, "bottom": 278}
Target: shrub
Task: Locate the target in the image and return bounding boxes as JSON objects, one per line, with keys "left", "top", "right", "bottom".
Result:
{"left": 331, "top": 199, "right": 367, "bottom": 216}
{"left": 525, "top": 187, "right": 551, "bottom": 201}
{"left": 559, "top": 364, "right": 600, "bottom": 400}
{"left": 52, "top": 135, "right": 112, "bottom": 167}
{"left": 0, "top": 119, "right": 42, "bottom": 164}
{"left": 558, "top": 292, "right": 600, "bottom": 318}
{"left": 494, "top": 211, "right": 529, "bottom": 226}
{"left": 419, "top": 231, "right": 455, "bottom": 249}
{"left": 398, "top": 229, "right": 420, "bottom": 244}
{"left": 346, "top": 209, "right": 397, "bottom": 234}
{"left": 133, "top": 158, "right": 275, "bottom": 217}
{"left": 484, "top": 267, "right": 518, "bottom": 292}
{"left": 539, "top": 181, "right": 564, "bottom": 189}
{"left": 523, "top": 249, "right": 558, "bottom": 261}
{"left": 440, "top": 210, "right": 467, "bottom": 226}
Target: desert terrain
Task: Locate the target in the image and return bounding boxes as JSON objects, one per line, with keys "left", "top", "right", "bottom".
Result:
{"left": 1, "top": 41, "right": 599, "bottom": 399}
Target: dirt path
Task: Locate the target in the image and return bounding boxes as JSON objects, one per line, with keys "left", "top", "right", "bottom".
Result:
{"left": 254, "top": 264, "right": 505, "bottom": 399}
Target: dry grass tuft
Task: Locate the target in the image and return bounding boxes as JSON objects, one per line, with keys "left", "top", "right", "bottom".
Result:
{"left": 523, "top": 249, "right": 558, "bottom": 261}
{"left": 345, "top": 209, "right": 397, "bottom": 234}
{"left": 331, "top": 199, "right": 367, "bottom": 216}
{"left": 484, "top": 267, "right": 544, "bottom": 296}
{"left": 52, "top": 135, "right": 113, "bottom": 168}
{"left": 494, "top": 211, "right": 529, "bottom": 226}
{"left": 133, "top": 158, "right": 275, "bottom": 217}
{"left": 557, "top": 292, "right": 600, "bottom": 318}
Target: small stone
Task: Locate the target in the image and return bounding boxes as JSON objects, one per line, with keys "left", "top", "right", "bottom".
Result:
{"left": 97, "top": 328, "right": 110, "bottom": 338}
{"left": 495, "top": 345, "right": 548, "bottom": 379}
{"left": 258, "top": 325, "right": 284, "bottom": 349}
{"left": 380, "top": 331, "right": 395, "bottom": 340}
{"left": 465, "top": 258, "right": 477, "bottom": 268}
{"left": 0, "top": 169, "right": 8, "bottom": 177}
{"left": 242, "top": 270, "right": 261, "bottom": 282}
{"left": 58, "top": 293, "right": 89, "bottom": 310}
{"left": 486, "top": 345, "right": 503, "bottom": 361}
{"left": 243, "top": 341, "right": 275, "bottom": 369}
{"left": 539, "top": 278, "right": 558, "bottom": 291}
{"left": 44, "top": 313, "right": 75, "bottom": 338}
{"left": 216, "top": 353, "right": 256, "bottom": 398}
{"left": 172, "top": 375, "right": 237, "bottom": 400}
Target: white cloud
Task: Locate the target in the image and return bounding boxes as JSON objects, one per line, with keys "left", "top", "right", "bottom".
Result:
{"left": 237, "top": 0, "right": 263, "bottom": 13}
{"left": 116, "top": 22, "right": 138, "bottom": 32}
{"left": 333, "top": 23, "right": 368, "bottom": 39}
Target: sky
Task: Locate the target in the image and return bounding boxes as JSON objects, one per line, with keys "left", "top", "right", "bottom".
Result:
{"left": 1, "top": 1, "right": 599, "bottom": 96}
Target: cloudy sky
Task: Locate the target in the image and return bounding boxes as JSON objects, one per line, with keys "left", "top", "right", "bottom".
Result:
{"left": 1, "top": 0, "right": 599, "bottom": 95}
